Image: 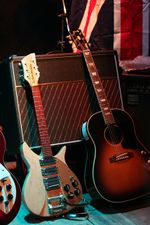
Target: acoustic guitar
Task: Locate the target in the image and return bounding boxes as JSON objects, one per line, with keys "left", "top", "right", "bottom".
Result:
{"left": 0, "top": 131, "right": 21, "bottom": 224}
{"left": 69, "top": 29, "right": 150, "bottom": 203}
{"left": 19, "top": 53, "right": 82, "bottom": 217}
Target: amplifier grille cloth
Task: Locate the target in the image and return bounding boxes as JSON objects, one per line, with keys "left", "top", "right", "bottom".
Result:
{"left": 17, "top": 79, "right": 121, "bottom": 147}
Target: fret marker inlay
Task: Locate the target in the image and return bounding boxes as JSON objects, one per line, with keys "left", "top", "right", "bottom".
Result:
{"left": 105, "top": 112, "right": 111, "bottom": 115}
{"left": 92, "top": 72, "right": 97, "bottom": 76}
{"left": 89, "top": 63, "right": 94, "bottom": 66}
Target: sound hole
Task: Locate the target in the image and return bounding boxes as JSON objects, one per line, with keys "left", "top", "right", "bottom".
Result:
{"left": 105, "top": 124, "right": 123, "bottom": 144}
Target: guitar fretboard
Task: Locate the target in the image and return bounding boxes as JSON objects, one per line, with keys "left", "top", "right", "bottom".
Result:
{"left": 83, "top": 49, "right": 115, "bottom": 125}
{"left": 32, "top": 86, "right": 53, "bottom": 157}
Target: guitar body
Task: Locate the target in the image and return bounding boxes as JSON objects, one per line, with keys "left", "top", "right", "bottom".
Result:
{"left": 68, "top": 30, "right": 150, "bottom": 203}
{"left": 20, "top": 142, "right": 82, "bottom": 217}
{"left": 82, "top": 109, "right": 150, "bottom": 203}
{"left": 0, "top": 131, "right": 21, "bottom": 224}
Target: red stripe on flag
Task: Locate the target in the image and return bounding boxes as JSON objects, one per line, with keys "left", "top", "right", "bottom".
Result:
{"left": 83, "top": 0, "right": 97, "bottom": 37}
{"left": 120, "top": 0, "right": 143, "bottom": 60}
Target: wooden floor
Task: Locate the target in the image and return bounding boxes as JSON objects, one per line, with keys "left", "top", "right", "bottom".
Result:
{"left": 4, "top": 158, "right": 150, "bottom": 225}
{"left": 10, "top": 194, "right": 150, "bottom": 225}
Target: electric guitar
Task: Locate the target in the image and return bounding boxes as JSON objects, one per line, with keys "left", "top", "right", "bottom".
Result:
{"left": 0, "top": 131, "right": 21, "bottom": 224}
{"left": 69, "top": 30, "right": 150, "bottom": 203}
{"left": 19, "top": 53, "right": 82, "bottom": 217}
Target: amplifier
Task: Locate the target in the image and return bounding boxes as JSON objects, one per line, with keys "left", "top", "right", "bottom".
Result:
{"left": 122, "top": 74, "right": 150, "bottom": 150}
{"left": 0, "top": 50, "right": 123, "bottom": 154}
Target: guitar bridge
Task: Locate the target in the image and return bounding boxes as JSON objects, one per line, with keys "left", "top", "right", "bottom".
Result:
{"left": 110, "top": 152, "right": 134, "bottom": 163}
{"left": 48, "top": 194, "right": 65, "bottom": 214}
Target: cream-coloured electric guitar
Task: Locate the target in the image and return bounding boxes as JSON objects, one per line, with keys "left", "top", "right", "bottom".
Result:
{"left": 19, "top": 53, "right": 82, "bottom": 217}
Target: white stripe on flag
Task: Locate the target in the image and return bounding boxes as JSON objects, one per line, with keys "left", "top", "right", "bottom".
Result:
{"left": 79, "top": 0, "right": 105, "bottom": 41}
{"left": 113, "top": 0, "right": 121, "bottom": 58}
{"left": 79, "top": 0, "right": 91, "bottom": 34}
{"left": 86, "top": 0, "right": 105, "bottom": 41}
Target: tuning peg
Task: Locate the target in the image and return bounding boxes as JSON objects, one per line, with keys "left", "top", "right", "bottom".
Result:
{"left": 66, "top": 35, "right": 73, "bottom": 45}
{"left": 66, "top": 35, "right": 71, "bottom": 41}
{"left": 66, "top": 35, "right": 70, "bottom": 39}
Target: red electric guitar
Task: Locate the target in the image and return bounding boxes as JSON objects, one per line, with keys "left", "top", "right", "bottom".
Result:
{"left": 69, "top": 29, "right": 150, "bottom": 203}
{"left": 0, "top": 131, "right": 21, "bottom": 224}
{"left": 19, "top": 53, "right": 82, "bottom": 217}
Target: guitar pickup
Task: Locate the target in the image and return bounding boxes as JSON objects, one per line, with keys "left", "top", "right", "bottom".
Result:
{"left": 39, "top": 156, "right": 56, "bottom": 166}
{"left": 110, "top": 152, "right": 134, "bottom": 163}
{"left": 41, "top": 166, "right": 58, "bottom": 177}
{"left": 43, "top": 176, "right": 60, "bottom": 191}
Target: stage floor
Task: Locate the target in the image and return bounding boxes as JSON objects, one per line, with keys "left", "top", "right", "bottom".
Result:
{"left": 10, "top": 194, "right": 150, "bottom": 225}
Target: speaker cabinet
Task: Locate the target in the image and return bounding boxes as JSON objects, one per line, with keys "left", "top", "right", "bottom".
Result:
{"left": 122, "top": 74, "right": 150, "bottom": 150}
{"left": 0, "top": 50, "right": 123, "bottom": 154}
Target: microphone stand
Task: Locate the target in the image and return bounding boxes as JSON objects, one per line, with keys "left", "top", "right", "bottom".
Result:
{"left": 57, "top": 0, "right": 71, "bottom": 52}
{"left": 57, "top": 13, "right": 66, "bottom": 52}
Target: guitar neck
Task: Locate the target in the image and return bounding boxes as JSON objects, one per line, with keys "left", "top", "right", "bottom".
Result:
{"left": 83, "top": 49, "right": 115, "bottom": 125}
{"left": 32, "top": 85, "right": 52, "bottom": 157}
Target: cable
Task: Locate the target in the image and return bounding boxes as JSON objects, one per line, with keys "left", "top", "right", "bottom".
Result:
{"left": 62, "top": 212, "right": 89, "bottom": 220}
{"left": 62, "top": 197, "right": 90, "bottom": 220}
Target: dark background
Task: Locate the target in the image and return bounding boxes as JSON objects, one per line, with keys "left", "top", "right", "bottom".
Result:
{"left": 0, "top": 0, "right": 72, "bottom": 60}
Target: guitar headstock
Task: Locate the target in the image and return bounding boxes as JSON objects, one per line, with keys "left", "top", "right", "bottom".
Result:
{"left": 68, "top": 29, "right": 89, "bottom": 51}
{"left": 20, "top": 53, "right": 40, "bottom": 87}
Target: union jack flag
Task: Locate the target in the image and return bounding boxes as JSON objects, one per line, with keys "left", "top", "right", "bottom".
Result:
{"left": 69, "top": 0, "right": 150, "bottom": 60}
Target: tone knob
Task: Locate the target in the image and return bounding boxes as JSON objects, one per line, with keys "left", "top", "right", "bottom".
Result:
{"left": 64, "top": 184, "right": 70, "bottom": 192}
{"left": 7, "top": 194, "right": 13, "bottom": 200}
{"left": 74, "top": 188, "right": 80, "bottom": 196}
{"left": 71, "top": 179, "right": 78, "bottom": 188}
{"left": 0, "top": 195, "right": 4, "bottom": 202}
{"left": 68, "top": 192, "right": 74, "bottom": 199}
{"left": 4, "top": 201, "right": 9, "bottom": 206}
{"left": 6, "top": 184, "right": 12, "bottom": 191}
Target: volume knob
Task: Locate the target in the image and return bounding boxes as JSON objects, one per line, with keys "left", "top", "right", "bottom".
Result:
{"left": 74, "top": 188, "right": 81, "bottom": 196}
{"left": 71, "top": 179, "right": 78, "bottom": 188}
{"left": 64, "top": 184, "right": 70, "bottom": 192}
{"left": 0, "top": 195, "right": 4, "bottom": 202}
{"left": 6, "top": 184, "right": 12, "bottom": 191}
{"left": 8, "top": 194, "right": 13, "bottom": 201}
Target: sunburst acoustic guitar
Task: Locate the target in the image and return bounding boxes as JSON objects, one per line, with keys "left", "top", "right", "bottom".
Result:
{"left": 0, "top": 131, "right": 21, "bottom": 224}
{"left": 19, "top": 53, "right": 82, "bottom": 217}
{"left": 69, "top": 29, "right": 150, "bottom": 204}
